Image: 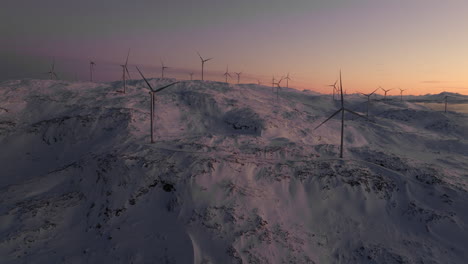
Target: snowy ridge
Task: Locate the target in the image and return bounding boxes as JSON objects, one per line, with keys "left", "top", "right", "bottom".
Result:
{"left": 0, "top": 79, "right": 467, "bottom": 263}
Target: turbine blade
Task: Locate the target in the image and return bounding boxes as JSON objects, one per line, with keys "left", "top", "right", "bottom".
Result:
{"left": 344, "top": 108, "right": 368, "bottom": 120}
{"left": 314, "top": 108, "right": 343, "bottom": 130}
{"left": 125, "top": 48, "right": 130, "bottom": 66}
{"left": 197, "top": 51, "right": 203, "bottom": 60}
{"left": 339, "top": 70, "right": 344, "bottom": 107}
{"left": 369, "top": 88, "right": 379, "bottom": 96}
{"left": 154, "top": 82, "right": 179, "bottom": 93}
{"left": 135, "top": 66, "right": 154, "bottom": 92}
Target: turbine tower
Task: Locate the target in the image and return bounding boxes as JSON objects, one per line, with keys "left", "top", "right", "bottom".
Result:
{"left": 223, "top": 66, "right": 232, "bottom": 83}
{"left": 197, "top": 52, "right": 212, "bottom": 81}
{"left": 314, "top": 71, "right": 368, "bottom": 158}
{"left": 271, "top": 76, "right": 276, "bottom": 92}
{"left": 135, "top": 66, "right": 179, "bottom": 143}
{"left": 360, "top": 88, "right": 379, "bottom": 117}
{"left": 398, "top": 88, "right": 407, "bottom": 101}
{"left": 285, "top": 73, "right": 292, "bottom": 88}
{"left": 47, "top": 58, "right": 59, "bottom": 80}
{"left": 381, "top": 87, "right": 392, "bottom": 100}
{"left": 160, "top": 60, "right": 169, "bottom": 79}
{"left": 89, "top": 61, "right": 96, "bottom": 82}
{"left": 189, "top": 72, "right": 194, "bottom": 80}
{"left": 444, "top": 95, "right": 448, "bottom": 113}
{"left": 120, "top": 48, "right": 131, "bottom": 94}
{"left": 235, "top": 72, "right": 242, "bottom": 84}
{"left": 327, "top": 79, "right": 338, "bottom": 100}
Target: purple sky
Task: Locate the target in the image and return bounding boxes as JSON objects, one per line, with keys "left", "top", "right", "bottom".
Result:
{"left": 2, "top": 0, "right": 468, "bottom": 95}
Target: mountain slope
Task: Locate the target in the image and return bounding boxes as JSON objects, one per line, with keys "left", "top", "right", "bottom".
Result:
{"left": 0, "top": 79, "right": 467, "bottom": 263}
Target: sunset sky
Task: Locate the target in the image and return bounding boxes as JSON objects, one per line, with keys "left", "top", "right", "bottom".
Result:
{"left": 2, "top": 0, "right": 468, "bottom": 95}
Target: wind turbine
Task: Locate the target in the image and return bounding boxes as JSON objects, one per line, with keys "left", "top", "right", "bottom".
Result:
{"left": 271, "top": 76, "right": 276, "bottom": 92}
{"left": 444, "top": 95, "right": 448, "bottom": 113}
{"left": 160, "top": 60, "right": 169, "bottom": 79}
{"left": 135, "top": 66, "right": 179, "bottom": 143}
{"left": 381, "top": 87, "right": 392, "bottom": 100}
{"left": 314, "top": 71, "right": 368, "bottom": 158}
{"left": 189, "top": 72, "right": 194, "bottom": 80}
{"left": 273, "top": 77, "right": 284, "bottom": 101}
{"left": 89, "top": 61, "right": 96, "bottom": 82}
{"left": 223, "top": 66, "right": 232, "bottom": 83}
{"left": 197, "top": 52, "right": 212, "bottom": 81}
{"left": 327, "top": 79, "right": 338, "bottom": 100}
{"left": 120, "top": 48, "right": 131, "bottom": 94}
{"left": 46, "top": 58, "right": 59, "bottom": 80}
{"left": 360, "top": 88, "right": 379, "bottom": 117}
{"left": 284, "top": 72, "right": 292, "bottom": 88}
{"left": 257, "top": 80, "right": 262, "bottom": 85}
{"left": 398, "top": 88, "right": 407, "bottom": 101}
{"left": 234, "top": 72, "right": 242, "bottom": 84}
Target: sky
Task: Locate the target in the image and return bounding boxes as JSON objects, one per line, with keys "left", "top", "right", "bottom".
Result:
{"left": 2, "top": 0, "right": 468, "bottom": 95}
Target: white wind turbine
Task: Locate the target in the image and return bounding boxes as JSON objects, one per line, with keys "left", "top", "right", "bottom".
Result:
{"left": 314, "top": 71, "right": 368, "bottom": 158}
{"left": 327, "top": 79, "right": 338, "bottom": 101}
{"left": 197, "top": 51, "right": 212, "bottom": 81}
{"left": 273, "top": 76, "right": 284, "bottom": 101}
{"left": 443, "top": 95, "right": 449, "bottom": 112}
{"left": 46, "top": 58, "right": 59, "bottom": 80}
{"left": 135, "top": 66, "right": 179, "bottom": 143}
{"left": 360, "top": 88, "right": 379, "bottom": 117}
{"left": 398, "top": 88, "right": 407, "bottom": 101}
{"left": 271, "top": 76, "right": 276, "bottom": 92}
{"left": 284, "top": 72, "right": 292, "bottom": 88}
{"left": 160, "top": 60, "right": 169, "bottom": 79}
{"left": 234, "top": 72, "right": 242, "bottom": 84}
{"left": 120, "top": 49, "right": 131, "bottom": 93}
{"left": 89, "top": 61, "right": 96, "bottom": 82}
{"left": 223, "top": 66, "right": 232, "bottom": 83}
{"left": 381, "top": 87, "right": 392, "bottom": 100}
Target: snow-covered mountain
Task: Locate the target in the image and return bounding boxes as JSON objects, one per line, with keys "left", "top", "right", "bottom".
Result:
{"left": 405, "top": 92, "right": 468, "bottom": 103}
{"left": 0, "top": 79, "right": 467, "bottom": 263}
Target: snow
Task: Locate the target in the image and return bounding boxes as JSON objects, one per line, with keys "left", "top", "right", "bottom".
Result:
{"left": 0, "top": 78, "right": 467, "bottom": 263}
